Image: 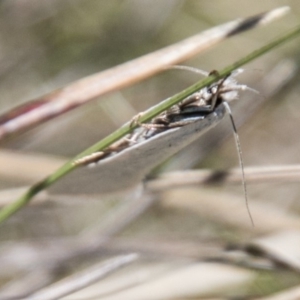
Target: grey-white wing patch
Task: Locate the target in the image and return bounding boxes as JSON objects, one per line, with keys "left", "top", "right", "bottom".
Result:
{"left": 50, "top": 104, "right": 225, "bottom": 194}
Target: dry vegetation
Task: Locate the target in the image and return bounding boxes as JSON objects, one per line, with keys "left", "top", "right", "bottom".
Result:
{"left": 1, "top": 1, "right": 300, "bottom": 299}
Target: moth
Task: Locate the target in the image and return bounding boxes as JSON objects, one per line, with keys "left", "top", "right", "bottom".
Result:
{"left": 76, "top": 67, "right": 255, "bottom": 163}
{"left": 72, "top": 66, "right": 257, "bottom": 224}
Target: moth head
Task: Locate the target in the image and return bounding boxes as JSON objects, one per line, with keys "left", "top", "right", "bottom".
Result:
{"left": 218, "top": 69, "right": 259, "bottom": 102}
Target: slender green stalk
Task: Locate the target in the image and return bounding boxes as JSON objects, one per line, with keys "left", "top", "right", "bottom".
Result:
{"left": 1, "top": 25, "right": 300, "bottom": 224}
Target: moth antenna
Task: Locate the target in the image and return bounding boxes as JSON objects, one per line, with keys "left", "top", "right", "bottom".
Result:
{"left": 223, "top": 101, "right": 254, "bottom": 227}
{"left": 234, "top": 84, "right": 260, "bottom": 95}
{"left": 167, "top": 65, "right": 209, "bottom": 77}
{"left": 233, "top": 84, "right": 266, "bottom": 101}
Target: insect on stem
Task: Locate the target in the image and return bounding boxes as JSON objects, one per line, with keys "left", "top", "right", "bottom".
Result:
{"left": 75, "top": 65, "right": 257, "bottom": 226}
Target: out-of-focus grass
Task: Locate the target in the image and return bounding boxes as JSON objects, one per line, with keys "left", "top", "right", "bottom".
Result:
{"left": 1, "top": 1, "right": 300, "bottom": 299}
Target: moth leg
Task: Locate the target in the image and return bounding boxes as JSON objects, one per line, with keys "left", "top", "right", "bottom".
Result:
{"left": 129, "top": 112, "right": 145, "bottom": 128}
{"left": 179, "top": 92, "right": 204, "bottom": 108}
{"left": 141, "top": 116, "right": 199, "bottom": 130}
{"left": 74, "top": 135, "right": 134, "bottom": 166}
{"left": 140, "top": 122, "right": 169, "bottom": 130}
{"left": 207, "top": 71, "right": 232, "bottom": 111}
{"left": 73, "top": 151, "right": 107, "bottom": 166}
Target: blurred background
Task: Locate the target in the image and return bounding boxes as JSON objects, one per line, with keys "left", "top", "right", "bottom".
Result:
{"left": 1, "top": 0, "right": 300, "bottom": 299}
